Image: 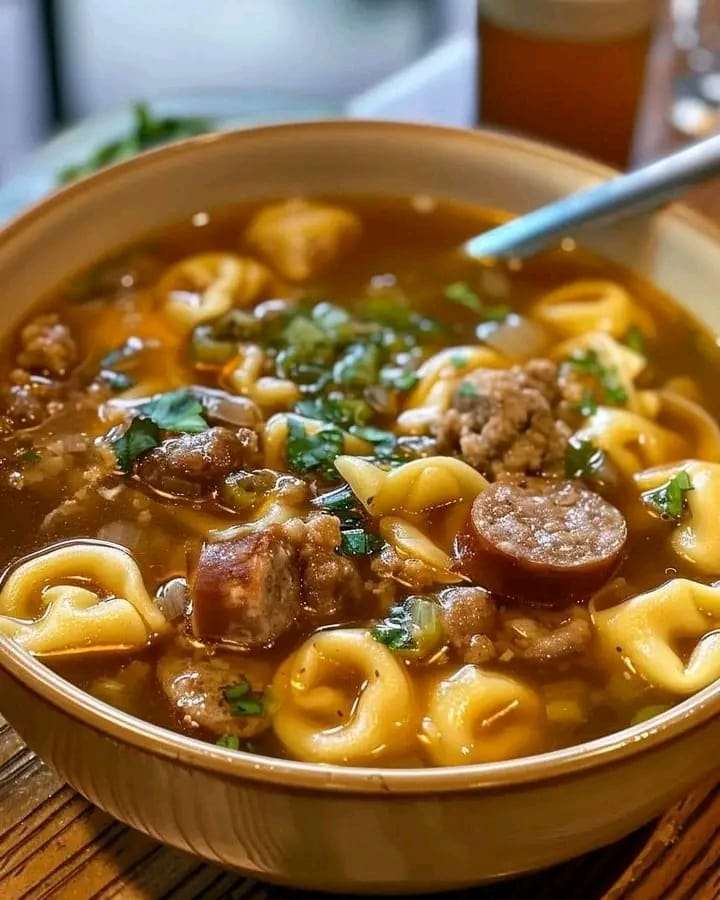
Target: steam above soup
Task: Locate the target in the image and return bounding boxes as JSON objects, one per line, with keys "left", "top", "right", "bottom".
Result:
{"left": 0, "top": 196, "right": 718, "bottom": 767}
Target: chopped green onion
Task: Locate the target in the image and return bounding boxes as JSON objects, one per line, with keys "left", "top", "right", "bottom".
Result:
{"left": 445, "top": 281, "right": 483, "bottom": 313}
{"left": 223, "top": 678, "right": 265, "bottom": 717}
{"left": 216, "top": 734, "right": 241, "bottom": 750}
{"left": 340, "top": 527, "right": 383, "bottom": 556}
{"left": 371, "top": 596, "right": 444, "bottom": 657}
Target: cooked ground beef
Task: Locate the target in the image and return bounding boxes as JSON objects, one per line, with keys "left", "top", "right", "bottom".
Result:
{"left": 282, "top": 515, "right": 365, "bottom": 618}
{"left": 497, "top": 607, "right": 592, "bottom": 663}
{"left": 191, "top": 514, "right": 364, "bottom": 647}
{"left": 438, "top": 586, "right": 497, "bottom": 665}
{"left": 136, "top": 426, "right": 259, "bottom": 498}
{"left": 434, "top": 359, "right": 571, "bottom": 476}
{"left": 157, "top": 645, "right": 270, "bottom": 739}
{"left": 17, "top": 314, "right": 78, "bottom": 377}
{"left": 437, "top": 585, "right": 591, "bottom": 666}
{"left": 371, "top": 543, "right": 448, "bottom": 590}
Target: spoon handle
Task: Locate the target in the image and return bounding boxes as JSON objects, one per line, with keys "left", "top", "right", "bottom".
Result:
{"left": 464, "top": 133, "right": 720, "bottom": 260}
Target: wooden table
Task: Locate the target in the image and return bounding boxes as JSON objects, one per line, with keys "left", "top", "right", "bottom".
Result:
{"left": 3, "top": 22, "right": 720, "bottom": 900}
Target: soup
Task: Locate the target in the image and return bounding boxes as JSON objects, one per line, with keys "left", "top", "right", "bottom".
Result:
{"left": 0, "top": 195, "right": 718, "bottom": 768}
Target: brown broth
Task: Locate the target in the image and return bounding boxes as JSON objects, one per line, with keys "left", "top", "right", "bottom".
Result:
{"left": 0, "top": 195, "right": 715, "bottom": 766}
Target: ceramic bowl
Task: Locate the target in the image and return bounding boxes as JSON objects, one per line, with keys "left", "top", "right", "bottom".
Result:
{"left": 1, "top": 122, "right": 719, "bottom": 894}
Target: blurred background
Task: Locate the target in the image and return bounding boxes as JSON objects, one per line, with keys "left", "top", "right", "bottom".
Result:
{"left": 0, "top": 0, "right": 719, "bottom": 217}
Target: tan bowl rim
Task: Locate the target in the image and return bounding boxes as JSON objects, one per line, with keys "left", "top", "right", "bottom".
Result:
{"left": 1, "top": 119, "right": 720, "bottom": 796}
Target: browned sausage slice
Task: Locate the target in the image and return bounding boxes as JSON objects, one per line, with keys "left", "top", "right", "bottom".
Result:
{"left": 455, "top": 477, "right": 626, "bottom": 606}
{"left": 191, "top": 525, "right": 301, "bottom": 647}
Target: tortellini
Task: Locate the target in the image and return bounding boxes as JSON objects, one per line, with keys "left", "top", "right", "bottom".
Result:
{"left": 245, "top": 199, "right": 362, "bottom": 281}
{"left": 335, "top": 455, "right": 488, "bottom": 517}
{"left": 158, "top": 253, "right": 274, "bottom": 329}
{"left": 272, "top": 628, "right": 415, "bottom": 764}
{"left": 397, "top": 346, "right": 505, "bottom": 435}
{"left": 575, "top": 407, "right": 687, "bottom": 476}
{"left": 635, "top": 461, "right": 720, "bottom": 573}
{"left": 379, "top": 517, "right": 464, "bottom": 584}
{"left": 263, "top": 414, "right": 372, "bottom": 470}
{"left": 593, "top": 579, "right": 720, "bottom": 695}
{"left": 530, "top": 279, "right": 655, "bottom": 339}
{"left": 220, "top": 343, "right": 299, "bottom": 410}
{"left": 421, "top": 666, "right": 545, "bottom": 765}
{"left": 553, "top": 331, "right": 654, "bottom": 416}
{"left": 0, "top": 542, "right": 167, "bottom": 657}
{"left": 657, "top": 388, "right": 720, "bottom": 463}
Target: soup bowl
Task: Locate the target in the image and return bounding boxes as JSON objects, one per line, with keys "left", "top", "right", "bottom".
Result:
{"left": 0, "top": 121, "right": 720, "bottom": 893}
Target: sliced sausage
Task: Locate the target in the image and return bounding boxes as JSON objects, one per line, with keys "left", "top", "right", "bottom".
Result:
{"left": 191, "top": 525, "right": 301, "bottom": 648}
{"left": 157, "top": 651, "right": 269, "bottom": 739}
{"left": 455, "top": 477, "right": 626, "bottom": 606}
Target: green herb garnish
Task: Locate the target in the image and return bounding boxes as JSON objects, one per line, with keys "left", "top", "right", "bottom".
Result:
{"left": 566, "top": 349, "right": 628, "bottom": 406}
{"left": 111, "top": 418, "right": 161, "bottom": 473}
{"left": 576, "top": 389, "right": 598, "bottom": 417}
{"left": 99, "top": 370, "right": 136, "bottom": 392}
{"left": 312, "top": 484, "right": 357, "bottom": 514}
{"left": 339, "top": 527, "right": 384, "bottom": 557}
{"left": 348, "top": 425, "right": 397, "bottom": 459}
{"left": 624, "top": 326, "right": 646, "bottom": 355}
{"left": 286, "top": 416, "right": 343, "bottom": 479}
{"left": 294, "top": 395, "right": 372, "bottom": 429}
{"left": 371, "top": 596, "right": 444, "bottom": 657}
{"left": 141, "top": 389, "right": 208, "bottom": 433}
{"left": 332, "top": 343, "right": 380, "bottom": 389}
{"left": 565, "top": 437, "right": 606, "bottom": 479}
{"left": 20, "top": 448, "right": 40, "bottom": 466}
{"left": 379, "top": 365, "right": 419, "bottom": 391}
{"left": 641, "top": 470, "right": 694, "bottom": 521}
{"left": 222, "top": 679, "right": 264, "bottom": 717}
{"left": 457, "top": 381, "right": 478, "bottom": 399}
{"left": 483, "top": 303, "right": 512, "bottom": 322}
{"left": 100, "top": 338, "right": 143, "bottom": 369}
{"left": 445, "top": 281, "right": 483, "bottom": 313}
{"left": 59, "top": 102, "right": 210, "bottom": 183}
{"left": 216, "top": 734, "right": 240, "bottom": 750}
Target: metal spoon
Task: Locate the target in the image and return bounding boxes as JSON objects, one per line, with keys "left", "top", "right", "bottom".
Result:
{"left": 464, "top": 133, "right": 720, "bottom": 260}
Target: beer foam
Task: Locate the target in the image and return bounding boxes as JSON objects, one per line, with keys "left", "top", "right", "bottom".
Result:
{"left": 481, "top": 0, "right": 658, "bottom": 41}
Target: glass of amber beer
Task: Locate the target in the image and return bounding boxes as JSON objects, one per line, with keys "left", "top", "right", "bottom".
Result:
{"left": 479, "top": 0, "right": 659, "bottom": 168}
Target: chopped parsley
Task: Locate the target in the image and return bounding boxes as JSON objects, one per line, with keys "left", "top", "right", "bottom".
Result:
{"left": 294, "top": 395, "right": 372, "bottom": 429}
{"left": 371, "top": 596, "right": 444, "bottom": 657}
{"left": 483, "top": 303, "right": 512, "bottom": 323}
{"left": 339, "top": 527, "right": 384, "bottom": 557}
{"left": 566, "top": 349, "right": 628, "bottom": 407}
{"left": 641, "top": 470, "right": 693, "bottom": 521}
{"left": 445, "top": 281, "right": 483, "bottom": 313}
{"left": 565, "top": 437, "right": 606, "bottom": 479}
{"left": 624, "top": 326, "right": 646, "bottom": 355}
{"left": 111, "top": 418, "right": 161, "bottom": 473}
{"left": 332, "top": 343, "right": 380, "bottom": 389}
{"left": 216, "top": 734, "right": 240, "bottom": 750}
{"left": 222, "top": 679, "right": 265, "bottom": 717}
{"left": 286, "top": 416, "right": 344, "bottom": 479}
{"left": 140, "top": 389, "right": 208, "bottom": 433}
{"left": 348, "top": 425, "right": 397, "bottom": 459}
{"left": 379, "top": 365, "right": 419, "bottom": 391}
{"left": 457, "top": 381, "right": 478, "bottom": 399}
{"left": 19, "top": 448, "right": 40, "bottom": 466}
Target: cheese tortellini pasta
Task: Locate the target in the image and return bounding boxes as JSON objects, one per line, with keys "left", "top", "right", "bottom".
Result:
{"left": 421, "top": 666, "right": 545, "bottom": 765}
{"left": 593, "top": 579, "right": 720, "bottom": 695}
{"left": 531, "top": 279, "right": 655, "bottom": 338}
{"left": 635, "top": 461, "right": 720, "bottom": 573}
{"left": 272, "top": 628, "right": 415, "bottom": 764}
{"left": 0, "top": 542, "right": 167, "bottom": 656}
{"left": 158, "top": 253, "right": 274, "bottom": 330}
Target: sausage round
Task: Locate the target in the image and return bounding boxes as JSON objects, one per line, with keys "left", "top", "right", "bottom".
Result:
{"left": 455, "top": 477, "right": 626, "bottom": 606}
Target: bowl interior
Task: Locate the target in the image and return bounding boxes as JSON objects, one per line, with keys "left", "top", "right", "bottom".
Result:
{"left": 1, "top": 120, "right": 720, "bottom": 792}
